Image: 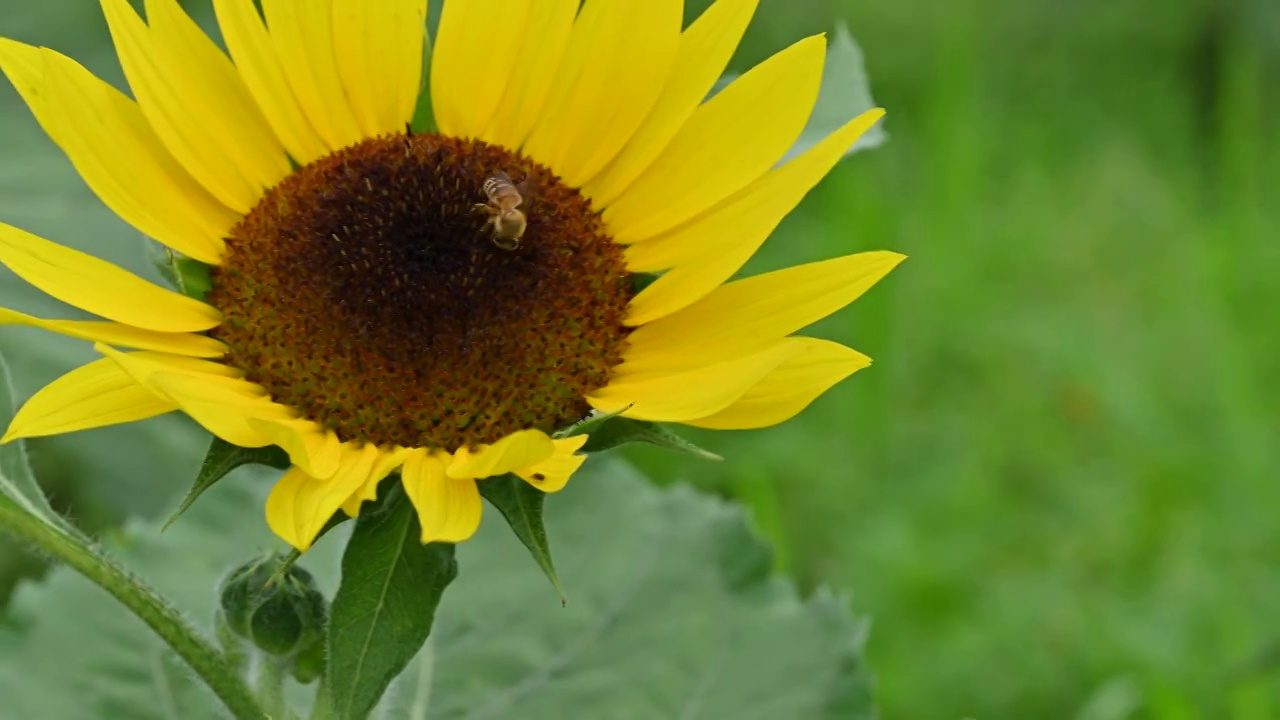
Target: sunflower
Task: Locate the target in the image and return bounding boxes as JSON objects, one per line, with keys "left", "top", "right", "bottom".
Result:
{"left": 0, "top": 0, "right": 901, "bottom": 551}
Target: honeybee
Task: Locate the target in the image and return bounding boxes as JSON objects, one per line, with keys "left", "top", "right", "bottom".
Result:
{"left": 474, "top": 171, "right": 527, "bottom": 250}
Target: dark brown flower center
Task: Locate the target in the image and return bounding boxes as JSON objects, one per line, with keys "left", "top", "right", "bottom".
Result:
{"left": 208, "top": 133, "right": 633, "bottom": 451}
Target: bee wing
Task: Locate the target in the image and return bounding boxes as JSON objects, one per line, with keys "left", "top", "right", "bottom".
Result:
{"left": 515, "top": 173, "right": 537, "bottom": 208}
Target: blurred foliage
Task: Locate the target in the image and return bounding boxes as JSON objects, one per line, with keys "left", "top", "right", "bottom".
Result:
{"left": 634, "top": 0, "right": 1280, "bottom": 718}
{"left": 0, "top": 0, "right": 1277, "bottom": 719}
{"left": 1, "top": 459, "right": 873, "bottom": 720}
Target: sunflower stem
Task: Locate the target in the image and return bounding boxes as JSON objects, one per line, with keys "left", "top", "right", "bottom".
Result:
{"left": 0, "top": 500, "right": 268, "bottom": 720}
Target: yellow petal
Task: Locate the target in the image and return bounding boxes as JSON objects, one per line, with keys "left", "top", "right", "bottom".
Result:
{"left": 333, "top": 0, "right": 428, "bottom": 137}
{"left": 261, "top": 0, "right": 365, "bottom": 151}
{"left": 0, "top": 307, "right": 227, "bottom": 357}
{"left": 621, "top": 251, "right": 905, "bottom": 374}
{"left": 150, "top": 373, "right": 291, "bottom": 448}
{"left": 625, "top": 109, "right": 887, "bottom": 325}
{"left": 212, "top": 0, "right": 330, "bottom": 164}
{"left": 604, "top": 35, "right": 825, "bottom": 243}
{"left": 430, "top": 0, "right": 531, "bottom": 139}
{"left": 267, "top": 444, "right": 378, "bottom": 551}
{"left": 515, "top": 435, "right": 588, "bottom": 493}
{"left": 2, "top": 358, "right": 177, "bottom": 442}
{"left": 102, "top": 0, "right": 290, "bottom": 214}
{"left": 684, "top": 338, "right": 870, "bottom": 429}
{"left": 341, "top": 446, "right": 409, "bottom": 517}
{"left": 588, "top": 341, "right": 796, "bottom": 422}
{"left": 521, "top": 0, "right": 682, "bottom": 187}
{"left": 0, "top": 223, "right": 221, "bottom": 332}
{"left": 446, "top": 428, "right": 556, "bottom": 480}
{"left": 583, "top": 0, "right": 759, "bottom": 207}
{"left": 0, "top": 40, "right": 231, "bottom": 264}
{"left": 401, "top": 450, "right": 482, "bottom": 544}
{"left": 92, "top": 345, "right": 245, "bottom": 383}
{"left": 95, "top": 345, "right": 287, "bottom": 448}
{"left": 477, "top": 0, "right": 577, "bottom": 149}
{"left": 249, "top": 417, "right": 343, "bottom": 480}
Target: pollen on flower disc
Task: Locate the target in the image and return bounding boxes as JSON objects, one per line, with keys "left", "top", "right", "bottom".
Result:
{"left": 208, "top": 133, "right": 634, "bottom": 451}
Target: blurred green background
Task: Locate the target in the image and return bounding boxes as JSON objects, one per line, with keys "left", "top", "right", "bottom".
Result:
{"left": 0, "top": 1, "right": 1278, "bottom": 718}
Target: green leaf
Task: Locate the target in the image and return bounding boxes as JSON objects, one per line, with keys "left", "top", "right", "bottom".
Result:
{"left": 326, "top": 488, "right": 458, "bottom": 720}
{"left": 579, "top": 416, "right": 723, "bottom": 460}
{"left": 0, "top": 348, "right": 82, "bottom": 539}
{"left": 399, "top": 458, "right": 875, "bottom": 719}
{"left": 163, "top": 437, "right": 290, "bottom": 531}
{"left": 1, "top": 459, "right": 875, "bottom": 720}
{"left": 476, "top": 474, "right": 565, "bottom": 603}
{"left": 783, "top": 23, "right": 887, "bottom": 162}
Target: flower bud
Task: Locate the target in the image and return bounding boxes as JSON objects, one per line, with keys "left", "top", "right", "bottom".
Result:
{"left": 218, "top": 554, "right": 327, "bottom": 658}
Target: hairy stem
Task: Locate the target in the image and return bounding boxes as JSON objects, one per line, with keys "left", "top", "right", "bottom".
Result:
{"left": 0, "top": 500, "right": 267, "bottom": 720}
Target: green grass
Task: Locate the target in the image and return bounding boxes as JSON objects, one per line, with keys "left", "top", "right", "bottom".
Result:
{"left": 630, "top": 0, "right": 1280, "bottom": 717}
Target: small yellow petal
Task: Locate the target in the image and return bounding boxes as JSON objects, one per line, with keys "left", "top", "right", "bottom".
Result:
{"left": 0, "top": 307, "right": 227, "bottom": 357}
{"left": 0, "top": 40, "right": 231, "bottom": 264}
{"left": 583, "top": 0, "right": 759, "bottom": 208}
{"left": 102, "top": 0, "right": 290, "bottom": 213}
{"left": 625, "top": 109, "right": 887, "bottom": 325}
{"left": 684, "top": 338, "right": 871, "bottom": 429}
{"left": 261, "top": 0, "right": 365, "bottom": 151}
{"left": 2, "top": 358, "right": 177, "bottom": 442}
{"left": 266, "top": 444, "right": 377, "bottom": 551}
{"left": 588, "top": 341, "right": 797, "bottom": 422}
{"left": 249, "top": 418, "right": 343, "bottom": 480}
{"left": 212, "top": 0, "right": 330, "bottom": 164}
{"left": 477, "top": 0, "right": 577, "bottom": 149}
{"left": 431, "top": 0, "right": 531, "bottom": 139}
{"left": 341, "top": 445, "right": 409, "bottom": 517}
{"left": 446, "top": 428, "right": 556, "bottom": 480}
{"left": 0, "top": 223, "right": 221, "bottom": 332}
{"left": 333, "top": 0, "right": 428, "bottom": 137}
{"left": 621, "top": 251, "right": 905, "bottom": 374}
{"left": 401, "top": 450, "right": 482, "bottom": 544}
{"left": 604, "top": 35, "right": 826, "bottom": 243}
{"left": 521, "top": 0, "right": 683, "bottom": 187}
{"left": 515, "top": 435, "right": 588, "bottom": 493}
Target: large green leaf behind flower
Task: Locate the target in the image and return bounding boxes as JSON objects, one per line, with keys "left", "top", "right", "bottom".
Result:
{"left": 0, "top": 457, "right": 874, "bottom": 720}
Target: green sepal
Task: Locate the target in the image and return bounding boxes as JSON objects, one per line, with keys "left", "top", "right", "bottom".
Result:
{"left": 145, "top": 239, "right": 213, "bottom": 302}
{"left": 477, "top": 474, "right": 566, "bottom": 604}
{"left": 579, "top": 417, "right": 723, "bottom": 461}
{"left": 554, "top": 405, "right": 631, "bottom": 439}
{"left": 631, "top": 272, "right": 659, "bottom": 293}
{"left": 408, "top": 22, "right": 436, "bottom": 133}
{"left": 163, "top": 437, "right": 290, "bottom": 531}
{"left": 326, "top": 486, "right": 457, "bottom": 720}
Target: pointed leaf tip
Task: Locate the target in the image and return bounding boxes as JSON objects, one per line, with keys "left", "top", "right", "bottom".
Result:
{"left": 478, "top": 473, "right": 567, "bottom": 604}
{"left": 164, "top": 437, "right": 291, "bottom": 531}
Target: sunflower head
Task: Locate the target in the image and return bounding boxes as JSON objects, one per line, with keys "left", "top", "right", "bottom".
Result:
{"left": 210, "top": 132, "right": 633, "bottom": 453}
{"left": 0, "top": 0, "right": 902, "bottom": 553}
